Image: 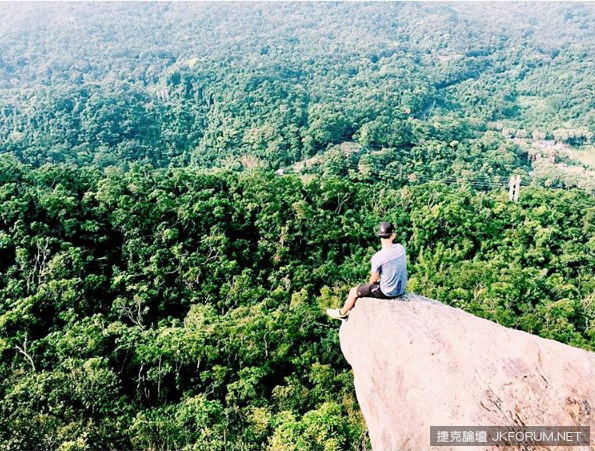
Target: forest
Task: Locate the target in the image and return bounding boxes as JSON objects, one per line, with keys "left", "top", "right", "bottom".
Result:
{"left": 1, "top": 3, "right": 595, "bottom": 450}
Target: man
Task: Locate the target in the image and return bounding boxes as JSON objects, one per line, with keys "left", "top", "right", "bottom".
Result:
{"left": 326, "top": 221, "right": 407, "bottom": 320}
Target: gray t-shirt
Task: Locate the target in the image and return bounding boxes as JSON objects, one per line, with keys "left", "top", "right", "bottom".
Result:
{"left": 371, "top": 243, "right": 407, "bottom": 297}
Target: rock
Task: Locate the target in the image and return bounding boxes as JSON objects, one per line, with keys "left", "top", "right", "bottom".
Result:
{"left": 339, "top": 294, "right": 595, "bottom": 450}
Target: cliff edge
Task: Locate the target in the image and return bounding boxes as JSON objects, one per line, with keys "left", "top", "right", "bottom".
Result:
{"left": 339, "top": 294, "right": 595, "bottom": 450}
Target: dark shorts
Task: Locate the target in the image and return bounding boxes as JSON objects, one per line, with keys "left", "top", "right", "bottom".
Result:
{"left": 357, "top": 282, "right": 403, "bottom": 300}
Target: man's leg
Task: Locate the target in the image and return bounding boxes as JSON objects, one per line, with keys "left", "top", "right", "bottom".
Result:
{"left": 327, "top": 284, "right": 373, "bottom": 319}
{"left": 340, "top": 286, "right": 360, "bottom": 316}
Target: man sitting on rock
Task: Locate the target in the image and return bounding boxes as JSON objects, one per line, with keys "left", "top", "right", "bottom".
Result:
{"left": 327, "top": 221, "right": 407, "bottom": 320}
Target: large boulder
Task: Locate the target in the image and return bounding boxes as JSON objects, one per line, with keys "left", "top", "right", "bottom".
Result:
{"left": 339, "top": 294, "right": 595, "bottom": 450}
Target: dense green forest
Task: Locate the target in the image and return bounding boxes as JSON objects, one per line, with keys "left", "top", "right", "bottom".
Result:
{"left": 1, "top": 3, "right": 595, "bottom": 450}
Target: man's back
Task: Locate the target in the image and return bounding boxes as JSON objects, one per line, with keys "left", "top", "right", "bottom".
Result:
{"left": 371, "top": 243, "right": 407, "bottom": 297}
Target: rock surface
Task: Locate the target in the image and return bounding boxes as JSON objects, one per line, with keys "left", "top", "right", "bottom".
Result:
{"left": 339, "top": 294, "right": 595, "bottom": 450}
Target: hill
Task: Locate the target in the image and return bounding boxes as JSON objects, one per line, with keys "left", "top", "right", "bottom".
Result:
{"left": 1, "top": 3, "right": 594, "bottom": 180}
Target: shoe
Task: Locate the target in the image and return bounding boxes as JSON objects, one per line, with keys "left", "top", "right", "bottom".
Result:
{"left": 326, "top": 308, "right": 348, "bottom": 320}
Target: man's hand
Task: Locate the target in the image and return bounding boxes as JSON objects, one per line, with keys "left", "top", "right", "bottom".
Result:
{"left": 369, "top": 271, "right": 380, "bottom": 284}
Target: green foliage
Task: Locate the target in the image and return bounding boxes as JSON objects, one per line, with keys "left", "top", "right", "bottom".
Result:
{"left": 2, "top": 3, "right": 594, "bottom": 172}
{"left": 1, "top": 3, "right": 595, "bottom": 450}
{"left": 1, "top": 160, "right": 594, "bottom": 449}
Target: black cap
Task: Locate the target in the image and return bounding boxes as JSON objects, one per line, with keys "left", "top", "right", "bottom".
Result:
{"left": 377, "top": 221, "right": 395, "bottom": 238}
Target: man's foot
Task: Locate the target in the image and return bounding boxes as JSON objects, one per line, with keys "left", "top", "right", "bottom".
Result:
{"left": 326, "top": 308, "right": 349, "bottom": 320}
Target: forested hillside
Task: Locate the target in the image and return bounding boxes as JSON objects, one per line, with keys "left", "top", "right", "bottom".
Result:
{"left": 1, "top": 3, "right": 595, "bottom": 450}
{"left": 2, "top": 3, "right": 595, "bottom": 173}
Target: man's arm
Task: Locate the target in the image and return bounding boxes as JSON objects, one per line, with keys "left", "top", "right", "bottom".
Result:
{"left": 369, "top": 271, "right": 380, "bottom": 284}
{"left": 370, "top": 254, "right": 381, "bottom": 284}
